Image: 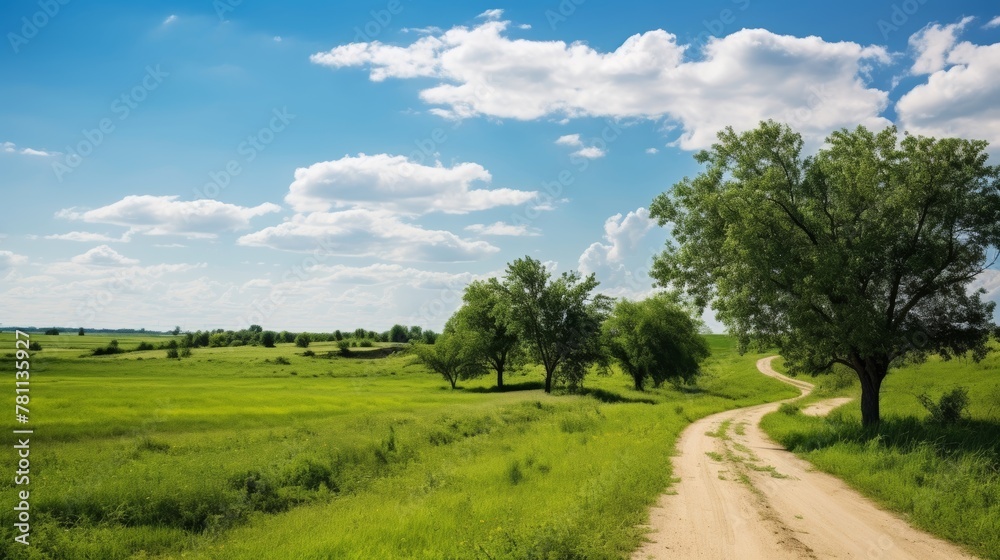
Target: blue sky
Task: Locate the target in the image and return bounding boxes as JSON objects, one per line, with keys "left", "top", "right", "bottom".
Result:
{"left": 1, "top": 0, "right": 998, "bottom": 332}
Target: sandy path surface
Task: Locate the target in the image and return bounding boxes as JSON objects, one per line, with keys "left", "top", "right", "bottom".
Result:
{"left": 633, "top": 356, "right": 977, "bottom": 560}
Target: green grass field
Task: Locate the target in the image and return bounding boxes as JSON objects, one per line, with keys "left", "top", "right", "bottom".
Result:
{"left": 761, "top": 349, "right": 1000, "bottom": 559}
{"left": 0, "top": 333, "right": 796, "bottom": 559}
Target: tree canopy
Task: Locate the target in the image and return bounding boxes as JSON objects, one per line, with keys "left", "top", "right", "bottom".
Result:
{"left": 650, "top": 121, "right": 1000, "bottom": 425}
{"left": 451, "top": 279, "right": 524, "bottom": 389}
{"left": 501, "top": 256, "right": 610, "bottom": 393}
{"left": 603, "top": 294, "right": 711, "bottom": 391}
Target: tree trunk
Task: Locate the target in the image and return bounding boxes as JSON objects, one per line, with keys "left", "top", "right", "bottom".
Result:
{"left": 634, "top": 375, "right": 644, "bottom": 391}
{"left": 854, "top": 357, "right": 888, "bottom": 427}
{"left": 497, "top": 366, "right": 504, "bottom": 389}
{"left": 544, "top": 369, "right": 553, "bottom": 393}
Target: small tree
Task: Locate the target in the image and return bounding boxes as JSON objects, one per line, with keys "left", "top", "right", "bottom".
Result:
{"left": 261, "top": 331, "right": 277, "bottom": 348}
{"left": 388, "top": 324, "right": 409, "bottom": 343}
{"left": 334, "top": 330, "right": 343, "bottom": 341}
{"left": 45, "top": 328, "right": 59, "bottom": 335}
{"left": 78, "top": 327, "right": 85, "bottom": 336}
{"left": 413, "top": 332, "right": 486, "bottom": 389}
{"left": 603, "top": 294, "right": 711, "bottom": 390}
{"left": 502, "top": 256, "right": 610, "bottom": 393}
{"left": 452, "top": 279, "right": 523, "bottom": 388}
{"left": 172, "top": 326, "right": 181, "bottom": 336}
{"left": 294, "top": 333, "right": 311, "bottom": 348}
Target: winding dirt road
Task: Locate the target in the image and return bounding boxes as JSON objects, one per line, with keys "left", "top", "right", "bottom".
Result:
{"left": 633, "top": 356, "right": 977, "bottom": 560}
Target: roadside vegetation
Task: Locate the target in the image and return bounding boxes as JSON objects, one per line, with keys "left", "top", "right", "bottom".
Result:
{"left": 761, "top": 346, "right": 1000, "bottom": 559}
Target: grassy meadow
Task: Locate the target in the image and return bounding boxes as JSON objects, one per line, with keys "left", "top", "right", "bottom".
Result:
{"left": 762, "top": 349, "right": 1000, "bottom": 559}
{"left": 1, "top": 332, "right": 796, "bottom": 559}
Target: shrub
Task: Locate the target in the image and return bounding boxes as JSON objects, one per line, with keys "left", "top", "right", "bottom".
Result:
{"left": 273, "top": 356, "right": 291, "bottom": 365}
{"left": 282, "top": 457, "right": 335, "bottom": 491}
{"left": 359, "top": 339, "right": 373, "bottom": 347}
{"left": 917, "top": 387, "right": 970, "bottom": 425}
{"left": 337, "top": 340, "right": 351, "bottom": 356}
{"left": 179, "top": 347, "right": 191, "bottom": 358}
{"left": 44, "top": 328, "right": 59, "bottom": 335}
{"left": 166, "top": 348, "right": 179, "bottom": 359}
{"left": 778, "top": 402, "right": 800, "bottom": 416}
{"left": 295, "top": 333, "right": 311, "bottom": 348}
{"left": 136, "top": 342, "right": 155, "bottom": 351}
{"left": 28, "top": 341, "right": 42, "bottom": 351}
{"left": 302, "top": 350, "right": 316, "bottom": 357}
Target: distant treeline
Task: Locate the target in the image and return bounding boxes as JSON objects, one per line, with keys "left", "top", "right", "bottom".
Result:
{"left": 8, "top": 324, "right": 439, "bottom": 345}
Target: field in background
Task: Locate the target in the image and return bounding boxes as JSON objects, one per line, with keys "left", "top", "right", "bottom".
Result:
{"left": 762, "top": 349, "right": 1000, "bottom": 559}
{"left": 0, "top": 333, "right": 796, "bottom": 559}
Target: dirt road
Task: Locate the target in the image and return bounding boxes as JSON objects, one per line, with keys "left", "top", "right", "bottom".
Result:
{"left": 633, "top": 356, "right": 977, "bottom": 560}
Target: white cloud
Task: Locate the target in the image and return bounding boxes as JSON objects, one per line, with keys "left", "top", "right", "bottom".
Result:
{"left": 465, "top": 221, "right": 540, "bottom": 236}
{"left": 163, "top": 14, "right": 177, "bottom": 25}
{"left": 0, "top": 251, "right": 27, "bottom": 278}
{"left": 579, "top": 207, "right": 656, "bottom": 276}
{"left": 312, "top": 23, "right": 891, "bottom": 149}
{"left": 238, "top": 209, "right": 499, "bottom": 262}
{"left": 518, "top": 24, "right": 531, "bottom": 30}
{"left": 572, "top": 146, "right": 606, "bottom": 159}
{"left": 285, "top": 153, "right": 536, "bottom": 215}
{"left": 70, "top": 245, "right": 139, "bottom": 267}
{"left": 3, "top": 141, "right": 57, "bottom": 157}
{"left": 896, "top": 32, "right": 1000, "bottom": 147}
{"left": 273, "top": 36, "right": 282, "bottom": 42}
{"left": 984, "top": 16, "right": 1000, "bottom": 29}
{"left": 909, "top": 18, "right": 973, "bottom": 74}
{"left": 477, "top": 9, "right": 503, "bottom": 20}
{"left": 645, "top": 147, "right": 659, "bottom": 154}
{"left": 57, "top": 195, "right": 281, "bottom": 238}
{"left": 44, "top": 231, "right": 131, "bottom": 243}
{"left": 555, "top": 134, "right": 582, "bottom": 147}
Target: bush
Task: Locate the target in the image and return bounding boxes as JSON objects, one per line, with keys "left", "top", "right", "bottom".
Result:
{"left": 302, "top": 350, "right": 315, "bottom": 357}
{"left": 337, "top": 340, "right": 351, "bottom": 356}
{"left": 273, "top": 356, "right": 291, "bottom": 365}
{"left": 359, "top": 339, "right": 373, "bottom": 348}
{"left": 179, "top": 347, "right": 191, "bottom": 358}
{"left": 44, "top": 328, "right": 59, "bottom": 335}
{"left": 778, "top": 402, "right": 800, "bottom": 416}
{"left": 136, "top": 342, "right": 155, "bottom": 351}
{"left": 261, "top": 331, "right": 277, "bottom": 348}
{"left": 166, "top": 348, "right": 179, "bottom": 359}
{"left": 28, "top": 341, "right": 42, "bottom": 351}
{"left": 917, "top": 387, "right": 970, "bottom": 425}
{"left": 295, "top": 333, "right": 311, "bottom": 348}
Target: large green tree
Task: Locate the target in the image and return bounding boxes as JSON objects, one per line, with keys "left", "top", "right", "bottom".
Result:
{"left": 650, "top": 122, "right": 999, "bottom": 426}
{"left": 603, "top": 294, "right": 711, "bottom": 391}
{"left": 502, "top": 256, "right": 610, "bottom": 393}
{"left": 452, "top": 279, "right": 524, "bottom": 388}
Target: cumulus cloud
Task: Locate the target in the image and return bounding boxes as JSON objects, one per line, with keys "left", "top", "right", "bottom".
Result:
{"left": 44, "top": 231, "right": 132, "bottom": 243}
{"left": 572, "top": 146, "right": 606, "bottom": 159}
{"left": 555, "top": 134, "right": 582, "bottom": 147}
{"left": 984, "top": 16, "right": 1000, "bottom": 29}
{"left": 578, "top": 208, "right": 656, "bottom": 276}
{"left": 477, "top": 9, "right": 503, "bottom": 20}
{"left": 285, "top": 153, "right": 536, "bottom": 214}
{"left": 0, "top": 251, "right": 27, "bottom": 278}
{"left": 312, "top": 22, "right": 891, "bottom": 149}
{"left": 3, "top": 141, "right": 57, "bottom": 157}
{"left": 57, "top": 195, "right": 281, "bottom": 238}
{"left": 645, "top": 147, "right": 659, "bottom": 154}
{"left": 896, "top": 26, "right": 1000, "bottom": 147}
{"left": 909, "top": 18, "right": 973, "bottom": 74}
{"left": 465, "top": 221, "right": 540, "bottom": 236}
{"left": 69, "top": 245, "right": 139, "bottom": 267}
{"left": 238, "top": 209, "right": 499, "bottom": 262}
